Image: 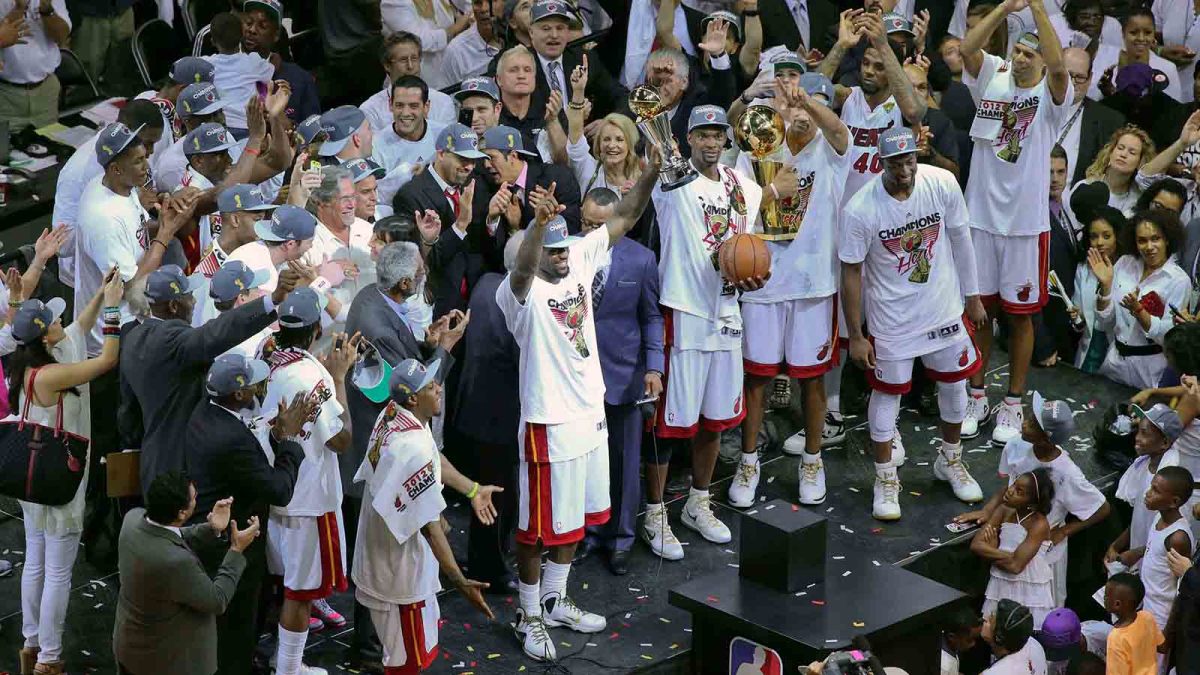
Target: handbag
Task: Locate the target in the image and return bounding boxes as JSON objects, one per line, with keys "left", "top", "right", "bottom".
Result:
{"left": 0, "top": 368, "right": 89, "bottom": 505}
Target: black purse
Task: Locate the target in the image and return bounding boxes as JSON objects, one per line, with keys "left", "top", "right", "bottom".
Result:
{"left": 0, "top": 368, "right": 88, "bottom": 505}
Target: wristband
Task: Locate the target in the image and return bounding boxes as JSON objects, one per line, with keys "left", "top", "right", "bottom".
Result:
{"left": 150, "top": 239, "right": 168, "bottom": 251}
{"left": 741, "top": 9, "right": 759, "bottom": 16}
{"left": 311, "top": 276, "right": 332, "bottom": 294}
{"left": 466, "top": 481, "right": 480, "bottom": 499}
{"left": 244, "top": 147, "right": 261, "bottom": 157}
{"left": 103, "top": 305, "right": 120, "bottom": 313}
{"left": 102, "top": 326, "right": 121, "bottom": 336}
{"left": 568, "top": 101, "right": 586, "bottom": 110}
{"left": 8, "top": 300, "right": 21, "bottom": 308}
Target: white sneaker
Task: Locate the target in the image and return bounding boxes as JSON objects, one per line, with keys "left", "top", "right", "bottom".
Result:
{"left": 727, "top": 456, "right": 760, "bottom": 508}
{"left": 514, "top": 609, "right": 557, "bottom": 661}
{"left": 991, "top": 400, "right": 1023, "bottom": 446}
{"left": 783, "top": 411, "right": 846, "bottom": 455}
{"left": 873, "top": 464, "right": 902, "bottom": 521}
{"left": 682, "top": 493, "right": 732, "bottom": 543}
{"left": 798, "top": 453, "right": 826, "bottom": 505}
{"left": 933, "top": 445, "right": 984, "bottom": 503}
{"left": 542, "top": 591, "right": 606, "bottom": 633}
{"left": 299, "top": 667, "right": 328, "bottom": 675}
{"left": 961, "top": 394, "right": 991, "bottom": 440}
{"left": 890, "top": 435, "right": 906, "bottom": 467}
{"left": 767, "top": 375, "right": 792, "bottom": 410}
{"left": 641, "top": 503, "right": 684, "bottom": 560}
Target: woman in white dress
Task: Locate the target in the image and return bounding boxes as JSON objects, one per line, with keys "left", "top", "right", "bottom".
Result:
{"left": 564, "top": 59, "right": 644, "bottom": 198}
{"left": 1073, "top": 126, "right": 1155, "bottom": 217}
{"left": 973, "top": 468, "right": 1057, "bottom": 630}
{"left": 1095, "top": 209, "right": 1192, "bottom": 389}
{"left": 11, "top": 270, "right": 123, "bottom": 675}
{"left": 1070, "top": 206, "right": 1129, "bottom": 373}
{"left": 381, "top": 0, "right": 475, "bottom": 90}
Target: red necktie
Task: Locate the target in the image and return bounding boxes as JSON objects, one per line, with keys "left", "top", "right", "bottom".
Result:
{"left": 444, "top": 188, "right": 461, "bottom": 219}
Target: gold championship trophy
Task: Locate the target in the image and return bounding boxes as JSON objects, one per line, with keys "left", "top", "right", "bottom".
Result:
{"left": 734, "top": 105, "right": 789, "bottom": 240}
{"left": 629, "top": 85, "right": 697, "bottom": 191}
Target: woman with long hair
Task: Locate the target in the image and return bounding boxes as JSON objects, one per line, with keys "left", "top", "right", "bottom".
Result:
{"left": 13, "top": 269, "right": 123, "bottom": 675}
{"left": 1094, "top": 209, "right": 1192, "bottom": 388}
{"left": 1071, "top": 206, "right": 1129, "bottom": 374}
{"left": 565, "top": 61, "right": 643, "bottom": 196}
{"left": 381, "top": 0, "right": 475, "bottom": 90}
{"left": 1090, "top": 7, "right": 1184, "bottom": 102}
{"left": 1078, "top": 125, "right": 1156, "bottom": 215}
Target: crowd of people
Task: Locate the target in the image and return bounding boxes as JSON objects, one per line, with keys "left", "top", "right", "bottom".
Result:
{"left": 7, "top": 0, "right": 1200, "bottom": 672}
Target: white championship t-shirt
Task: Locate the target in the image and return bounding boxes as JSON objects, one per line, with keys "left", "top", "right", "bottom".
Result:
{"left": 838, "top": 166, "right": 970, "bottom": 359}
{"left": 839, "top": 87, "right": 905, "bottom": 206}
{"left": 371, "top": 122, "right": 446, "bottom": 209}
{"left": 262, "top": 347, "right": 345, "bottom": 517}
{"left": 1000, "top": 439, "right": 1108, "bottom": 528}
{"left": 963, "top": 53, "right": 1074, "bottom": 236}
{"left": 738, "top": 130, "right": 850, "bottom": 303}
{"left": 228, "top": 240, "right": 280, "bottom": 292}
{"left": 496, "top": 228, "right": 609, "bottom": 440}
{"left": 352, "top": 402, "right": 443, "bottom": 605}
{"left": 180, "top": 166, "right": 222, "bottom": 256}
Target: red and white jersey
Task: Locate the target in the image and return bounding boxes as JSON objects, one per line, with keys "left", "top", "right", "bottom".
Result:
{"left": 262, "top": 347, "right": 345, "bottom": 516}
{"left": 839, "top": 87, "right": 905, "bottom": 206}
{"left": 651, "top": 163, "right": 763, "bottom": 345}
{"left": 964, "top": 53, "right": 1074, "bottom": 236}
{"left": 180, "top": 166, "right": 222, "bottom": 255}
{"left": 737, "top": 130, "right": 851, "bottom": 303}
{"left": 839, "top": 165, "right": 971, "bottom": 358}
{"left": 352, "top": 402, "right": 443, "bottom": 605}
{"left": 496, "top": 228, "right": 609, "bottom": 446}
{"left": 190, "top": 241, "right": 231, "bottom": 327}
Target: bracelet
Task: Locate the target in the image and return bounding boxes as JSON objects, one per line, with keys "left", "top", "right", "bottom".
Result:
{"left": 244, "top": 147, "right": 261, "bottom": 157}
{"left": 8, "top": 300, "right": 21, "bottom": 308}
{"left": 466, "top": 481, "right": 479, "bottom": 499}
{"left": 741, "top": 9, "right": 759, "bottom": 16}
{"left": 740, "top": 92, "right": 752, "bottom": 105}
{"left": 103, "top": 305, "right": 120, "bottom": 313}
{"left": 568, "top": 101, "right": 586, "bottom": 110}
{"left": 102, "top": 326, "right": 121, "bottom": 336}
{"left": 149, "top": 239, "right": 168, "bottom": 251}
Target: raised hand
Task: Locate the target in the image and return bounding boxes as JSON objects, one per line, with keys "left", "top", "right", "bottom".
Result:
{"left": 230, "top": 516, "right": 261, "bottom": 553}
{"left": 322, "top": 331, "right": 362, "bottom": 378}
{"left": 33, "top": 224, "right": 71, "bottom": 263}
{"left": 102, "top": 267, "right": 125, "bottom": 306}
{"left": 439, "top": 309, "right": 470, "bottom": 350}
{"left": 1086, "top": 247, "right": 1114, "bottom": 288}
{"left": 266, "top": 79, "right": 292, "bottom": 118}
{"left": 570, "top": 54, "right": 589, "bottom": 103}
{"left": 414, "top": 208, "right": 442, "bottom": 242}
{"left": 912, "top": 9, "right": 929, "bottom": 52}
{"left": 836, "top": 9, "right": 865, "bottom": 49}
{"left": 544, "top": 89, "right": 564, "bottom": 122}
{"left": 1182, "top": 110, "right": 1200, "bottom": 145}
{"left": 456, "top": 180, "right": 476, "bottom": 227}
{"left": 246, "top": 94, "right": 267, "bottom": 140}
{"left": 4, "top": 266, "right": 23, "bottom": 303}
{"left": 208, "top": 497, "right": 233, "bottom": 534}
{"left": 530, "top": 182, "right": 563, "bottom": 225}
{"left": 698, "top": 17, "right": 729, "bottom": 56}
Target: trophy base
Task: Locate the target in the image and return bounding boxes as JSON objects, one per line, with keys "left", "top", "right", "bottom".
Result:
{"left": 660, "top": 170, "right": 698, "bottom": 192}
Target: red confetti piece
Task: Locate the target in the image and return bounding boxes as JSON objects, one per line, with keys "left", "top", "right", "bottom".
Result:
{"left": 464, "top": 623, "right": 472, "bottom": 630}
{"left": 791, "top": 505, "right": 800, "bottom": 511}
{"left": 871, "top": 528, "right": 883, "bottom": 534}
{"left": 471, "top": 662, "right": 477, "bottom": 667}
{"left": 609, "top": 632, "right": 620, "bottom": 640}
{"left": 622, "top": 622, "right": 631, "bottom": 628}
{"left": 706, "top": 595, "right": 720, "bottom": 603}
{"left": 811, "top": 600, "right": 826, "bottom": 606}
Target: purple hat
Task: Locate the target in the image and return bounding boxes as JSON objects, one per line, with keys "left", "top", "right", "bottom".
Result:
{"left": 1115, "top": 63, "right": 1170, "bottom": 98}
{"left": 1035, "top": 608, "right": 1082, "bottom": 661}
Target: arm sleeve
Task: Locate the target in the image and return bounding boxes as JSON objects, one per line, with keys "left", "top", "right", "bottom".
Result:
{"left": 568, "top": 137, "right": 600, "bottom": 198}
{"left": 83, "top": 217, "right": 140, "bottom": 281}
{"left": 961, "top": 52, "right": 1000, "bottom": 106}
{"left": 1061, "top": 467, "right": 1108, "bottom": 521}
{"left": 495, "top": 273, "right": 530, "bottom": 335}
{"left": 1145, "top": 276, "right": 1191, "bottom": 343}
{"left": 838, "top": 209, "right": 870, "bottom": 264}
{"left": 943, "top": 180, "right": 978, "bottom": 296}
{"left": 169, "top": 548, "right": 247, "bottom": 614}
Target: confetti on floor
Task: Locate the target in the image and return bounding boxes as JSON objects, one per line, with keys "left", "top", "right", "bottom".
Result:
{"left": 811, "top": 600, "right": 826, "bottom": 606}
{"left": 909, "top": 491, "right": 922, "bottom": 496}
{"left": 848, "top": 487, "right": 859, "bottom": 493}
{"left": 765, "top": 504, "right": 776, "bottom": 510}
{"left": 842, "top": 571, "right": 852, "bottom": 577}
{"left": 853, "top": 621, "right": 866, "bottom": 628}
{"left": 872, "top": 560, "right": 881, "bottom": 566}
{"left": 832, "top": 555, "right": 845, "bottom": 560}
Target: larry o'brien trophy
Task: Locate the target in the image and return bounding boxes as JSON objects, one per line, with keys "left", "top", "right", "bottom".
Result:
{"left": 734, "top": 105, "right": 789, "bottom": 240}
{"left": 629, "top": 85, "right": 697, "bottom": 191}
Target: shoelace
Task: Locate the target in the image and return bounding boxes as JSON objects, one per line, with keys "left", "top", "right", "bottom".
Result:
{"left": 558, "top": 595, "right": 588, "bottom": 619}
{"left": 735, "top": 461, "right": 757, "bottom": 486}
{"left": 943, "top": 455, "right": 974, "bottom": 483}
{"left": 525, "top": 615, "right": 552, "bottom": 647}
{"left": 801, "top": 460, "right": 822, "bottom": 483}
{"left": 878, "top": 476, "right": 901, "bottom": 501}
{"left": 691, "top": 496, "right": 722, "bottom": 527}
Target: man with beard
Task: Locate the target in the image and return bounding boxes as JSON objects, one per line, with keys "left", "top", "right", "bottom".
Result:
{"left": 240, "top": 0, "right": 320, "bottom": 122}
{"left": 480, "top": 124, "right": 581, "bottom": 234}
{"left": 360, "top": 31, "right": 457, "bottom": 133}
{"left": 371, "top": 75, "right": 446, "bottom": 208}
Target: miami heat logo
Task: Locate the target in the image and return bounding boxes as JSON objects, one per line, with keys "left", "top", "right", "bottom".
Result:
{"left": 1016, "top": 282, "right": 1033, "bottom": 302}
{"left": 548, "top": 284, "right": 591, "bottom": 357}
{"left": 816, "top": 341, "right": 831, "bottom": 361}
{"left": 958, "top": 347, "right": 969, "bottom": 367}
{"left": 881, "top": 215, "right": 941, "bottom": 283}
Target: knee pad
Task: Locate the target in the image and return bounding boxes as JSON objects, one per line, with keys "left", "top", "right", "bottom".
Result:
{"left": 868, "top": 390, "right": 900, "bottom": 443}
{"left": 937, "top": 381, "right": 968, "bottom": 424}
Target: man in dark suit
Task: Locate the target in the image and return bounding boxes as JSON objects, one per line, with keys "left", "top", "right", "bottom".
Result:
{"left": 393, "top": 122, "right": 499, "bottom": 318}
{"left": 479, "top": 124, "right": 583, "bottom": 233}
{"left": 572, "top": 188, "right": 664, "bottom": 576}
{"left": 113, "top": 472, "right": 260, "bottom": 675}
{"left": 185, "top": 352, "right": 309, "bottom": 675}
{"left": 456, "top": 247, "right": 522, "bottom": 591}
{"left": 1062, "top": 47, "right": 1125, "bottom": 183}
{"left": 644, "top": 47, "right": 737, "bottom": 158}
{"left": 120, "top": 263, "right": 297, "bottom": 497}
{"left": 341, "top": 240, "right": 464, "bottom": 668}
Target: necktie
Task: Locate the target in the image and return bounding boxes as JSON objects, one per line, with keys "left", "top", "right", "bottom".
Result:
{"left": 592, "top": 265, "right": 609, "bottom": 309}
{"left": 549, "top": 61, "right": 564, "bottom": 103}
{"left": 444, "top": 187, "right": 461, "bottom": 218}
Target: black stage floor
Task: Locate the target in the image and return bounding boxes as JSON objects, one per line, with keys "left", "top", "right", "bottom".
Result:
{"left": 0, "top": 356, "right": 1133, "bottom": 674}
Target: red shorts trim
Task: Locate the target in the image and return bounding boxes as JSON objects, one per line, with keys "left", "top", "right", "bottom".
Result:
{"left": 382, "top": 600, "right": 438, "bottom": 674}
{"left": 866, "top": 370, "right": 912, "bottom": 395}
{"left": 787, "top": 360, "right": 835, "bottom": 379}
{"left": 515, "top": 425, "right": 591, "bottom": 546}
{"left": 699, "top": 405, "right": 746, "bottom": 433}
{"left": 743, "top": 358, "right": 784, "bottom": 377}
{"left": 999, "top": 231, "right": 1050, "bottom": 315}
{"left": 283, "top": 511, "right": 348, "bottom": 601}
{"left": 585, "top": 507, "right": 611, "bottom": 526}
{"left": 925, "top": 343, "right": 984, "bottom": 383}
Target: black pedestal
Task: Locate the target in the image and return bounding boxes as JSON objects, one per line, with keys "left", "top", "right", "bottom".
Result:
{"left": 670, "top": 560, "right": 964, "bottom": 675}
{"left": 739, "top": 498, "right": 826, "bottom": 592}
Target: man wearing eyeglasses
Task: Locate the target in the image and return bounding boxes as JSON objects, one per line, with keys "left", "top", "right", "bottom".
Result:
{"left": 1057, "top": 47, "right": 1125, "bottom": 184}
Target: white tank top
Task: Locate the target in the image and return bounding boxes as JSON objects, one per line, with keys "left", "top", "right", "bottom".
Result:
{"left": 838, "top": 87, "right": 905, "bottom": 206}
{"left": 1140, "top": 514, "right": 1193, "bottom": 629}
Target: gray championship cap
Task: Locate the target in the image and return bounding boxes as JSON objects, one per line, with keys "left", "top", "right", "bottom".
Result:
{"left": 1031, "top": 391, "right": 1076, "bottom": 446}
{"left": 390, "top": 357, "right": 442, "bottom": 402}
{"left": 183, "top": 122, "right": 238, "bottom": 156}
{"left": 343, "top": 157, "right": 386, "bottom": 183}
{"left": 479, "top": 125, "right": 535, "bottom": 157}
{"left": 317, "top": 106, "right": 368, "bottom": 157}
{"left": 177, "top": 82, "right": 229, "bottom": 118}
{"left": 883, "top": 12, "right": 915, "bottom": 36}
{"left": 539, "top": 216, "right": 580, "bottom": 248}
{"left": 701, "top": 10, "right": 741, "bottom": 42}
{"left": 295, "top": 113, "right": 327, "bottom": 147}
{"left": 530, "top": 0, "right": 577, "bottom": 24}
{"left": 278, "top": 287, "right": 328, "bottom": 328}
{"left": 95, "top": 122, "right": 145, "bottom": 167}
{"left": 770, "top": 50, "right": 806, "bottom": 75}
{"left": 254, "top": 204, "right": 318, "bottom": 242}
{"left": 1133, "top": 403, "right": 1185, "bottom": 443}
{"left": 878, "top": 126, "right": 918, "bottom": 158}
{"left": 209, "top": 260, "right": 271, "bottom": 304}
{"left": 687, "top": 105, "right": 731, "bottom": 132}
{"left": 206, "top": 353, "right": 270, "bottom": 396}
{"left": 454, "top": 77, "right": 501, "bottom": 102}
{"left": 243, "top": 0, "right": 282, "bottom": 22}
{"left": 145, "top": 265, "right": 198, "bottom": 302}
{"left": 11, "top": 298, "right": 67, "bottom": 345}
{"left": 170, "top": 56, "right": 216, "bottom": 85}
{"left": 218, "top": 184, "right": 274, "bottom": 213}
{"left": 800, "top": 72, "right": 836, "bottom": 107}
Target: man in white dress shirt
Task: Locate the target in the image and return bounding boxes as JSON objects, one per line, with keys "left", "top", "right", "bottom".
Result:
{"left": 0, "top": 0, "right": 69, "bottom": 129}
{"left": 360, "top": 31, "right": 457, "bottom": 134}
{"left": 443, "top": 0, "right": 506, "bottom": 85}
{"left": 302, "top": 164, "right": 376, "bottom": 343}
{"left": 344, "top": 156, "right": 387, "bottom": 222}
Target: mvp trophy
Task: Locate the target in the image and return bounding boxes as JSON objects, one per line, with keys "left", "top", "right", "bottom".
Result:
{"left": 629, "top": 85, "right": 697, "bottom": 191}
{"left": 734, "top": 105, "right": 790, "bottom": 240}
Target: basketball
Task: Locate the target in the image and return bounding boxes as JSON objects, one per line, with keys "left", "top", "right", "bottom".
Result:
{"left": 719, "top": 233, "right": 771, "bottom": 284}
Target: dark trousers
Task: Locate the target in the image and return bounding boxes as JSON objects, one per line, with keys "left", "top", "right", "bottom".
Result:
{"left": 214, "top": 539, "right": 267, "bottom": 675}
{"left": 587, "top": 403, "right": 643, "bottom": 552}
{"left": 466, "top": 441, "right": 518, "bottom": 581}
{"left": 82, "top": 367, "right": 120, "bottom": 562}
{"left": 341, "top": 494, "right": 381, "bottom": 655}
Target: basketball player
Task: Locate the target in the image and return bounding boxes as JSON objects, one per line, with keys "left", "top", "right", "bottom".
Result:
{"left": 840, "top": 127, "right": 986, "bottom": 521}
{"left": 352, "top": 358, "right": 496, "bottom": 674}
{"left": 809, "top": 7, "right": 928, "bottom": 451}
{"left": 496, "top": 152, "right": 659, "bottom": 661}
{"left": 731, "top": 73, "right": 852, "bottom": 508}
{"left": 649, "top": 105, "right": 763, "bottom": 546}
{"left": 959, "top": 0, "right": 1071, "bottom": 445}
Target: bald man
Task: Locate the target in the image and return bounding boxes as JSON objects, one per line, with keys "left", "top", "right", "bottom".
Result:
{"left": 1059, "top": 47, "right": 1125, "bottom": 184}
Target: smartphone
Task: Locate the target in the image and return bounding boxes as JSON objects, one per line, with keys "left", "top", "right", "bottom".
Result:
{"left": 256, "top": 81, "right": 269, "bottom": 103}
{"left": 1170, "top": 303, "right": 1184, "bottom": 319}
{"left": 635, "top": 395, "right": 658, "bottom": 406}
{"left": 334, "top": 334, "right": 347, "bottom": 352}
{"left": 945, "top": 522, "right": 973, "bottom": 533}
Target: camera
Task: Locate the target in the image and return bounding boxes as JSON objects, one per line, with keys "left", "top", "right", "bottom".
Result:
{"left": 822, "top": 636, "right": 885, "bottom": 675}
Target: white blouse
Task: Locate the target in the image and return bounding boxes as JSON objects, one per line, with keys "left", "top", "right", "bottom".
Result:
{"left": 1096, "top": 255, "right": 1191, "bottom": 388}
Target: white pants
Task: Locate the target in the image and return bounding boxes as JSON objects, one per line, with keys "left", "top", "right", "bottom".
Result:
{"left": 21, "top": 517, "right": 81, "bottom": 662}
